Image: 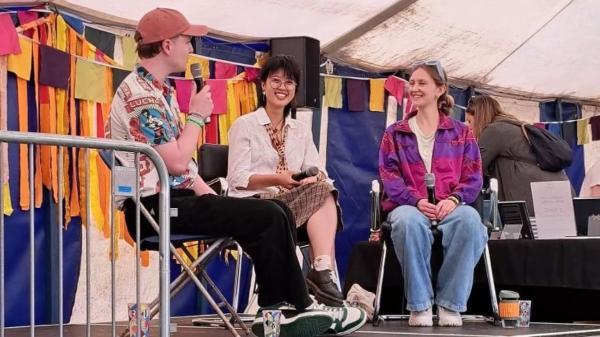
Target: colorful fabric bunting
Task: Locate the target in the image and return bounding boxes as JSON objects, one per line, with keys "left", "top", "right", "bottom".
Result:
{"left": 369, "top": 79, "right": 385, "bottom": 112}
{"left": 215, "top": 61, "right": 237, "bottom": 79}
{"left": 75, "top": 59, "right": 107, "bottom": 103}
{"left": 185, "top": 55, "right": 209, "bottom": 79}
{"left": 0, "top": 14, "right": 21, "bottom": 56}
{"left": 39, "top": 45, "right": 70, "bottom": 89}
{"left": 174, "top": 79, "right": 193, "bottom": 113}
{"left": 207, "top": 79, "right": 228, "bottom": 115}
{"left": 346, "top": 79, "right": 366, "bottom": 112}
{"left": 384, "top": 76, "right": 405, "bottom": 101}
{"left": 324, "top": 77, "right": 343, "bottom": 108}
{"left": 7, "top": 36, "right": 32, "bottom": 80}
{"left": 120, "top": 35, "right": 138, "bottom": 69}
{"left": 591, "top": 116, "right": 600, "bottom": 141}
{"left": 84, "top": 26, "right": 116, "bottom": 58}
{"left": 577, "top": 119, "right": 589, "bottom": 145}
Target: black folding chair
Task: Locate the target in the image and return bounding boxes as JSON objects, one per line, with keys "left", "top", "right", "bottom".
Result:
{"left": 370, "top": 179, "right": 501, "bottom": 326}
{"left": 99, "top": 149, "right": 249, "bottom": 337}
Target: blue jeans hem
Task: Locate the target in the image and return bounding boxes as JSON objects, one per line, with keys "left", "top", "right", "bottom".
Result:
{"left": 407, "top": 300, "right": 433, "bottom": 312}
{"left": 435, "top": 299, "right": 466, "bottom": 313}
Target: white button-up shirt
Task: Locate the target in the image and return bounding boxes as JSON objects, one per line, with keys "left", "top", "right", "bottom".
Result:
{"left": 226, "top": 107, "right": 327, "bottom": 198}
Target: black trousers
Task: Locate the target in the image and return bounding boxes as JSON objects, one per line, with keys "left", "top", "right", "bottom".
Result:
{"left": 123, "top": 190, "right": 312, "bottom": 309}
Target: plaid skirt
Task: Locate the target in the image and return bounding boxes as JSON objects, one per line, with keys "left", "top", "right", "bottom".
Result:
{"left": 260, "top": 181, "right": 343, "bottom": 230}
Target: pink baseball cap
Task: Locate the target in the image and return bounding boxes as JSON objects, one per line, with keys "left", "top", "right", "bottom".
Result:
{"left": 136, "top": 8, "right": 208, "bottom": 44}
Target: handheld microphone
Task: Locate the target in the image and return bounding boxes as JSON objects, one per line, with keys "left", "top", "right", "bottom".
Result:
{"left": 425, "top": 173, "right": 438, "bottom": 226}
{"left": 291, "top": 167, "right": 319, "bottom": 181}
{"left": 190, "top": 63, "right": 210, "bottom": 123}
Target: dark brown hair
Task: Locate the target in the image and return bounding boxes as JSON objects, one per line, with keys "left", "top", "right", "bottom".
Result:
{"left": 134, "top": 31, "right": 162, "bottom": 59}
{"left": 466, "top": 95, "right": 521, "bottom": 139}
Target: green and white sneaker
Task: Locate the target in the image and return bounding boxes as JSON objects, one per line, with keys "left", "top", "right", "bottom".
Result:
{"left": 321, "top": 304, "right": 367, "bottom": 335}
{"left": 251, "top": 303, "right": 333, "bottom": 337}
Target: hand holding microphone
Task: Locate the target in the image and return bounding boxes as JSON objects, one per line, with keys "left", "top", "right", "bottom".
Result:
{"left": 423, "top": 173, "right": 439, "bottom": 226}
{"left": 189, "top": 63, "right": 212, "bottom": 123}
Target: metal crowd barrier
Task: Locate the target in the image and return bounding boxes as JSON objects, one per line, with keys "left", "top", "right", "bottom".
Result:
{"left": 0, "top": 131, "right": 171, "bottom": 337}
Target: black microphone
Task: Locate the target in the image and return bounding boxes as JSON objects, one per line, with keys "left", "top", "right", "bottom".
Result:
{"left": 425, "top": 173, "right": 438, "bottom": 226}
{"left": 190, "top": 63, "right": 210, "bottom": 123}
{"left": 292, "top": 167, "right": 320, "bottom": 181}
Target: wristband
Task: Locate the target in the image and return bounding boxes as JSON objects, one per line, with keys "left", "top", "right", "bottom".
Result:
{"left": 448, "top": 196, "right": 460, "bottom": 205}
{"left": 186, "top": 115, "right": 205, "bottom": 128}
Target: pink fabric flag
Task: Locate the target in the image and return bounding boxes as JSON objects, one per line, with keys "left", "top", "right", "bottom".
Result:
{"left": 174, "top": 79, "right": 193, "bottom": 113}
{"left": 207, "top": 79, "right": 228, "bottom": 115}
{"left": 244, "top": 67, "right": 260, "bottom": 82}
{"left": 384, "top": 76, "right": 405, "bottom": 101}
{"left": 215, "top": 61, "right": 237, "bottom": 79}
{"left": 0, "top": 14, "right": 21, "bottom": 56}
{"left": 17, "top": 11, "right": 38, "bottom": 26}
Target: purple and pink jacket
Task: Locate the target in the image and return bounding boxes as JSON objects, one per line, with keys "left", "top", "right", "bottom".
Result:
{"left": 379, "top": 111, "right": 483, "bottom": 212}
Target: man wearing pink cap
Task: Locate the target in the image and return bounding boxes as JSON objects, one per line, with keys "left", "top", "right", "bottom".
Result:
{"left": 108, "top": 8, "right": 366, "bottom": 337}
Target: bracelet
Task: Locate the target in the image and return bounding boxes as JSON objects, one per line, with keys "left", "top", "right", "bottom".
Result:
{"left": 448, "top": 196, "right": 460, "bottom": 205}
{"left": 186, "top": 115, "right": 205, "bottom": 128}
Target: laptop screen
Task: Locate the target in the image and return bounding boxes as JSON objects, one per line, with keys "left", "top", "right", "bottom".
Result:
{"left": 573, "top": 197, "right": 600, "bottom": 236}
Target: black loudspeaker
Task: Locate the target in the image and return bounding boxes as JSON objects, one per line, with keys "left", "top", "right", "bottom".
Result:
{"left": 270, "top": 36, "right": 320, "bottom": 108}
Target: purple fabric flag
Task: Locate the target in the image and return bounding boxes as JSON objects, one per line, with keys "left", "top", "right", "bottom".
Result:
{"left": 39, "top": 44, "right": 70, "bottom": 89}
{"left": 346, "top": 79, "right": 366, "bottom": 112}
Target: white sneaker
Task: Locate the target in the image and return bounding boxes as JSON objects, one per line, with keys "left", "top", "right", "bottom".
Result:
{"left": 313, "top": 303, "right": 367, "bottom": 335}
{"left": 438, "top": 306, "right": 462, "bottom": 327}
{"left": 408, "top": 307, "right": 433, "bottom": 327}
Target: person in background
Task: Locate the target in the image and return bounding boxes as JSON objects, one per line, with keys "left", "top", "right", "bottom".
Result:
{"left": 108, "top": 8, "right": 362, "bottom": 337}
{"left": 466, "top": 95, "right": 571, "bottom": 215}
{"left": 580, "top": 159, "right": 600, "bottom": 197}
{"left": 227, "top": 55, "right": 352, "bottom": 311}
{"left": 376, "top": 60, "right": 487, "bottom": 327}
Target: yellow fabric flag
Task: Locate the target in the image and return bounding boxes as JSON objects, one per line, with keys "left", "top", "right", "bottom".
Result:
{"left": 185, "top": 55, "right": 209, "bottom": 79}
{"left": 369, "top": 79, "right": 386, "bottom": 112}
{"left": 121, "top": 35, "right": 138, "bottom": 70}
{"left": 75, "top": 59, "right": 108, "bottom": 103}
{"left": 3, "top": 183, "right": 13, "bottom": 216}
{"left": 324, "top": 77, "right": 343, "bottom": 108}
{"left": 577, "top": 119, "right": 589, "bottom": 145}
{"left": 55, "top": 15, "right": 68, "bottom": 51}
{"left": 7, "top": 37, "right": 33, "bottom": 80}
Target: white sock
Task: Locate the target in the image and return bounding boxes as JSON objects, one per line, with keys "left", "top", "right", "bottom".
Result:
{"left": 313, "top": 255, "right": 332, "bottom": 271}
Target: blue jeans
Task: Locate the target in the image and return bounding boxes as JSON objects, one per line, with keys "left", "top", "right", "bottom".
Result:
{"left": 388, "top": 205, "right": 488, "bottom": 312}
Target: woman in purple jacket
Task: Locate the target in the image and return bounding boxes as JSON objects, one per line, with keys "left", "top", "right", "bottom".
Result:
{"left": 377, "top": 61, "right": 487, "bottom": 327}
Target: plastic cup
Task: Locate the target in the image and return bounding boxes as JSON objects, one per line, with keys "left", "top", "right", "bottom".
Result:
{"left": 262, "top": 309, "right": 282, "bottom": 337}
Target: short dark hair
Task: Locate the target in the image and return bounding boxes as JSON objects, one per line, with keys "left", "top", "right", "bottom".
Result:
{"left": 260, "top": 54, "right": 301, "bottom": 118}
{"left": 134, "top": 31, "right": 162, "bottom": 59}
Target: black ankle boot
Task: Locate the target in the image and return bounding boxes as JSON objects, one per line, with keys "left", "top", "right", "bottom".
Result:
{"left": 306, "top": 269, "right": 344, "bottom": 307}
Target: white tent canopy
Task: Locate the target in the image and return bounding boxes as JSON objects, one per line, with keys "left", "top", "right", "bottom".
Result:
{"left": 10, "top": 0, "right": 600, "bottom": 104}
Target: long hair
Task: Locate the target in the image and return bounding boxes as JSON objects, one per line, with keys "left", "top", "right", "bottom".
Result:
{"left": 410, "top": 63, "right": 454, "bottom": 115}
{"left": 466, "top": 95, "right": 521, "bottom": 139}
{"left": 260, "top": 54, "right": 301, "bottom": 118}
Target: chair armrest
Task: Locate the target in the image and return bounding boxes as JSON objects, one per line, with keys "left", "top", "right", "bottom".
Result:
{"left": 371, "top": 180, "right": 382, "bottom": 232}
{"left": 207, "top": 177, "right": 229, "bottom": 196}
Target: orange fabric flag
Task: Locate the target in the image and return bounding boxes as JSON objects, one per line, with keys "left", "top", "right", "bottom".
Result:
{"left": 17, "top": 78, "right": 30, "bottom": 210}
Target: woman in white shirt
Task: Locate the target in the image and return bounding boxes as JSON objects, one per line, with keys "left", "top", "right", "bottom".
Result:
{"left": 227, "top": 55, "right": 343, "bottom": 306}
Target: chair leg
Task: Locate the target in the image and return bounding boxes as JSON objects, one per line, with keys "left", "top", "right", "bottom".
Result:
{"left": 373, "top": 242, "right": 387, "bottom": 326}
{"left": 232, "top": 243, "right": 243, "bottom": 312}
{"left": 483, "top": 243, "right": 501, "bottom": 325}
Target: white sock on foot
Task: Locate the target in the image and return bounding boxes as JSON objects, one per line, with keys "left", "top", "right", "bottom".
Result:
{"left": 313, "top": 255, "right": 332, "bottom": 271}
{"left": 438, "top": 306, "right": 462, "bottom": 327}
{"left": 408, "top": 307, "right": 433, "bottom": 327}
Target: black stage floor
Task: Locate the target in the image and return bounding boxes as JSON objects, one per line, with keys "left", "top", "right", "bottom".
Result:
{"left": 3, "top": 316, "right": 600, "bottom": 337}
